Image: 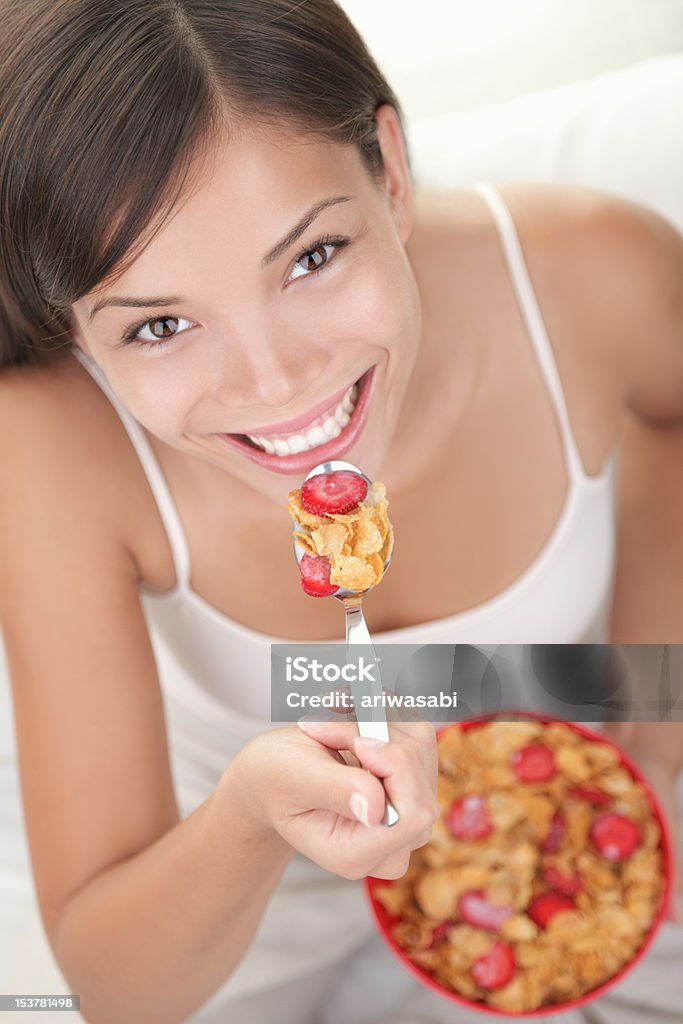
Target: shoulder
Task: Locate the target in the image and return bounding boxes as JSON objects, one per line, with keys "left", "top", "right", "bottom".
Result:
{"left": 0, "top": 347, "right": 147, "bottom": 577}
{"left": 495, "top": 182, "right": 683, "bottom": 422}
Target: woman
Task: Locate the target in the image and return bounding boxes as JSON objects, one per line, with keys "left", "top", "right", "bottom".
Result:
{"left": 0, "top": 1, "right": 681, "bottom": 1021}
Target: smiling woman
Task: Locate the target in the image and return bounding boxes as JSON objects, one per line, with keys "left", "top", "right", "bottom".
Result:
{"left": 1, "top": 1, "right": 683, "bottom": 1023}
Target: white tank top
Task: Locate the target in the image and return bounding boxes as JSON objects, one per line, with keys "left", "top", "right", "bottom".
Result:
{"left": 64, "top": 182, "right": 619, "bottom": 1010}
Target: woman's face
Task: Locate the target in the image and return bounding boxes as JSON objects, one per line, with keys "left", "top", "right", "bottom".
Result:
{"left": 70, "top": 105, "right": 422, "bottom": 507}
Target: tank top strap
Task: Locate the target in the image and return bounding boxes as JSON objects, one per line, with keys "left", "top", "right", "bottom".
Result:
{"left": 70, "top": 345, "right": 192, "bottom": 590}
{"left": 472, "top": 181, "right": 587, "bottom": 484}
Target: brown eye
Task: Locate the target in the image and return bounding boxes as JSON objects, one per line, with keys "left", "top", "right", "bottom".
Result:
{"left": 121, "top": 315, "right": 194, "bottom": 348}
{"left": 289, "top": 241, "right": 339, "bottom": 282}
{"left": 300, "top": 246, "right": 327, "bottom": 272}
{"left": 149, "top": 316, "right": 179, "bottom": 338}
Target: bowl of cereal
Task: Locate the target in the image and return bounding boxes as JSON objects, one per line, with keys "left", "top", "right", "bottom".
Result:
{"left": 365, "top": 715, "right": 673, "bottom": 1016}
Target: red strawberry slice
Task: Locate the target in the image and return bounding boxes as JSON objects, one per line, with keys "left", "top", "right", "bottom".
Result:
{"left": 528, "top": 891, "right": 575, "bottom": 929}
{"left": 445, "top": 795, "right": 493, "bottom": 840}
{"left": 299, "top": 553, "right": 338, "bottom": 597}
{"left": 458, "top": 890, "right": 514, "bottom": 931}
{"left": 541, "top": 811, "right": 566, "bottom": 853}
{"left": 543, "top": 865, "right": 583, "bottom": 895}
{"left": 429, "top": 920, "right": 452, "bottom": 947}
{"left": 300, "top": 470, "right": 368, "bottom": 517}
{"left": 569, "top": 785, "right": 612, "bottom": 806}
{"left": 471, "top": 941, "right": 516, "bottom": 991}
{"left": 511, "top": 742, "right": 556, "bottom": 782}
{"left": 590, "top": 812, "right": 641, "bottom": 861}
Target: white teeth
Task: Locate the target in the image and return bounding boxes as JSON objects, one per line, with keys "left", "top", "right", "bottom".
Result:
{"left": 286, "top": 435, "right": 309, "bottom": 454}
{"left": 244, "top": 378, "right": 360, "bottom": 456}
{"left": 306, "top": 425, "right": 327, "bottom": 446}
{"left": 334, "top": 401, "right": 350, "bottom": 427}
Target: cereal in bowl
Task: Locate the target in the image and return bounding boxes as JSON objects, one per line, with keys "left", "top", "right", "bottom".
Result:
{"left": 372, "top": 720, "right": 667, "bottom": 1014}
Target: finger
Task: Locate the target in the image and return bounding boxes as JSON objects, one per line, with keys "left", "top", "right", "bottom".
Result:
{"left": 299, "top": 719, "right": 438, "bottom": 807}
{"left": 297, "top": 718, "right": 367, "bottom": 751}
{"left": 286, "top": 740, "right": 388, "bottom": 826}
{"left": 353, "top": 735, "right": 439, "bottom": 830}
{"left": 369, "top": 849, "right": 411, "bottom": 880}
{"left": 298, "top": 717, "right": 424, "bottom": 750}
{"left": 390, "top": 719, "right": 439, "bottom": 780}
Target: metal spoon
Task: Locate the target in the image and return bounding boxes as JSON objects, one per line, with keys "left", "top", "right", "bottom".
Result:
{"left": 293, "top": 459, "right": 399, "bottom": 827}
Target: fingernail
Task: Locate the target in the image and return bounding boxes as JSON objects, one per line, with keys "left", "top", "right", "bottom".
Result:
{"left": 356, "top": 736, "right": 387, "bottom": 751}
{"left": 349, "top": 791, "right": 371, "bottom": 826}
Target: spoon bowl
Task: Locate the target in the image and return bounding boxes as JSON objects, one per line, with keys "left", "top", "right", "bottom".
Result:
{"left": 292, "top": 459, "right": 394, "bottom": 597}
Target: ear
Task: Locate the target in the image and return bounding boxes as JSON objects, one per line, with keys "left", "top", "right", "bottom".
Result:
{"left": 67, "top": 309, "right": 93, "bottom": 358}
{"left": 374, "top": 104, "right": 413, "bottom": 245}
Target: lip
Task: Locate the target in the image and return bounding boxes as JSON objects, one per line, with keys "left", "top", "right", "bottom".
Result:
{"left": 239, "top": 380, "right": 353, "bottom": 437}
{"left": 216, "top": 365, "right": 376, "bottom": 475}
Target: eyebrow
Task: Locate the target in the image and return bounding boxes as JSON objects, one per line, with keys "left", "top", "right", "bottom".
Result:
{"left": 87, "top": 194, "right": 353, "bottom": 322}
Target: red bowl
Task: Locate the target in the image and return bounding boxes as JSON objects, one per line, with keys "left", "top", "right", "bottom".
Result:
{"left": 365, "top": 713, "right": 674, "bottom": 1017}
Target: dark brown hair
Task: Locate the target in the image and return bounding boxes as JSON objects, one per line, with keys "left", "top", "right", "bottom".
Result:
{"left": 0, "top": 0, "right": 408, "bottom": 370}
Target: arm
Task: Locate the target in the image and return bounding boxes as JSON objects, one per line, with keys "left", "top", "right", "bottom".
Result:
{"left": 54, "top": 768, "right": 292, "bottom": 1024}
{"left": 590, "top": 199, "right": 683, "bottom": 918}
{"left": 599, "top": 199, "right": 683, "bottom": 641}
{"left": 0, "top": 369, "right": 438, "bottom": 1023}
{"left": 0, "top": 376, "right": 291, "bottom": 1023}
{"left": 610, "top": 413, "right": 683, "bottom": 641}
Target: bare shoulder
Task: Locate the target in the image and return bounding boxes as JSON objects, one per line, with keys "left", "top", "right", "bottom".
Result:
{"left": 0, "top": 345, "right": 159, "bottom": 579}
{"left": 495, "top": 182, "right": 683, "bottom": 422}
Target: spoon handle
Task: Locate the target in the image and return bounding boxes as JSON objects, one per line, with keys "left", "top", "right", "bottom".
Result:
{"left": 344, "top": 602, "right": 400, "bottom": 827}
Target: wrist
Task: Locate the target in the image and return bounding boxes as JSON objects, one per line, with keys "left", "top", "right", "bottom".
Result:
{"left": 216, "top": 748, "right": 292, "bottom": 861}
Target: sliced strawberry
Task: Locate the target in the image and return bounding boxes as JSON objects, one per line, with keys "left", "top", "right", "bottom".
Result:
{"left": 299, "top": 553, "right": 337, "bottom": 597}
{"left": 445, "top": 794, "right": 493, "bottom": 841}
{"left": 471, "top": 941, "right": 516, "bottom": 991}
{"left": 569, "top": 785, "right": 612, "bottom": 807}
{"left": 541, "top": 811, "right": 565, "bottom": 853}
{"left": 543, "top": 865, "right": 583, "bottom": 895}
{"left": 300, "top": 470, "right": 368, "bottom": 517}
{"left": 511, "top": 742, "right": 556, "bottom": 782}
{"left": 429, "top": 920, "right": 452, "bottom": 947}
{"left": 590, "top": 812, "right": 641, "bottom": 861}
{"left": 458, "top": 890, "right": 514, "bottom": 931}
{"left": 528, "top": 891, "right": 575, "bottom": 929}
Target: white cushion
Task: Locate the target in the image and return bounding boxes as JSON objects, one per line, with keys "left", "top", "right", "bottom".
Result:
{"left": 408, "top": 54, "right": 683, "bottom": 233}
{"left": 339, "top": 0, "right": 683, "bottom": 119}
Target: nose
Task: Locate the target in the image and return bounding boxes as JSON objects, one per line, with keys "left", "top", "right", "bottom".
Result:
{"left": 212, "top": 314, "right": 330, "bottom": 413}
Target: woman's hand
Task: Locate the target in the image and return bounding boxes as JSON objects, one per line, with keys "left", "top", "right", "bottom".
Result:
{"left": 603, "top": 722, "right": 683, "bottom": 923}
{"left": 229, "top": 719, "right": 439, "bottom": 880}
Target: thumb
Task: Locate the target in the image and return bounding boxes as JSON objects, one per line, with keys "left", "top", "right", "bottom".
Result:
{"left": 290, "top": 741, "right": 387, "bottom": 826}
{"left": 297, "top": 718, "right": 366, "bottom": 753}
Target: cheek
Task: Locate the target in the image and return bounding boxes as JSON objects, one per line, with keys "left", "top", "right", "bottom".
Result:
{"left": 302, "top": 251, "right": 417, "bottom": 353}
{"left": 108, "top": 365, "right": 199, "bottom": 440}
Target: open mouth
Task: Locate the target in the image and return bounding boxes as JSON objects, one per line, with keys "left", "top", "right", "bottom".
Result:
{"left": 216, "top": 365, "right": 376, "bottom": 475}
